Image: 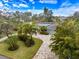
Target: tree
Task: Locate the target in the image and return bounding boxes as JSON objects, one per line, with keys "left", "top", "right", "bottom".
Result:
{"left": 39, "top": 26, "right": 49, "bottom": 35}
{"left": 1, "top": 22, "right": 13, "bottom": 38}
{"left": 39, "top": 26, "right": 47, "bottom": 32}
{"left": 73, "top": 11, "right": 79, "bottom": 19}
{"left": 18, "top": 22, "right": 37, "bottom": 47}
{"left": 13, "top": 11, "right": 21, "bottom": 22}
{"left": 28, "top": 22, "right": 37, "bottom": 40}
{"left": 24, "top": 12, "right": 32, "bottom": 16}
{"left": 50, "top": 19, "right": 79, "bottom": 59}
{"left": 43, "top": 7, "right": 53, "bottom": 22}
{"left": 6, "top": 36, "right": 19, "bottom": 51}
{"left": 44, "top": 7, "right": 48, "bottom": 17}
{"left": 19, "top": 22, "right": 37, "bottom": 39}
{"left": 21, "top": 12, "right": 32, "bottom": 22}
{"left": 32, "top": 14, "right": 38, "bottom": 21}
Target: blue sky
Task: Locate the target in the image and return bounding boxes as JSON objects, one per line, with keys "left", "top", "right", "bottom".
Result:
{"left": 0, "top": 0, "right": 79, "bottom": 16}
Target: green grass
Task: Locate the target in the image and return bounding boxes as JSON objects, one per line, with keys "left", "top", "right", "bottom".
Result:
{"left": 0, "top": 37, "right": 43, "bottom": 59}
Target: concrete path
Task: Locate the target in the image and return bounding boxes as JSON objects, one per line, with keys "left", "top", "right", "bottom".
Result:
{"left": 33, "top": 34, "right": 58, "bottom": 59}
{"left": 0, "top": 34, "right": 17, "bottom": 42}
{"left": 0, "top": 56, "right": 10, "bottom": 59}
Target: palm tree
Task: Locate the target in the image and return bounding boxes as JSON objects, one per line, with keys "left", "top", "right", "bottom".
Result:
{"left": 22, "top": 22, "right": 37, "bottom": 39}
{"left": 18, "top": 22, "right": 37, "bottom": 47}
{"left": 6, "top": 36, "right": 19, "bottom": 51}
{"left": 44, "top": 7, "right": 48, "bottom": 16}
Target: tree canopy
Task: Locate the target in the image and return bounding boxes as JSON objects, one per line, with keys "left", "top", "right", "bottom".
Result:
{"left": 50, "top": 19, "right": 79, "bottom": 59}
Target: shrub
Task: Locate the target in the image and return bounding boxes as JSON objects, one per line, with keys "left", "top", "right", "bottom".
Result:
{"left": 13, "top": 28, "right": 18, "bottom": 31}
{"left": 39, "top": 26, "right": 49, "bottom": 35}
{"left": 8, "top": 44, "right": 19, "bottom": 51}
{"left": 6, "top": 36, "right": 19, "bottom": 51}
{"left": 40, "top": 31, "right": 49, "bottom": 35}
{"left": 50, "top": 20, "right": 79, "bottom": 59}
{"left": 18, "top": 34, "right": 28, "bottom": 42}
{"left": 25, "top": 39, "right": 35, "bottom": 47}
{"left": 18, "top": 34, "right": 35, "bottom": 47}
{"left": 40, "top": 26, "right": 47, "bottom": 32}
{"left": 17, "top": 23, "right": 36, "bottom": 47}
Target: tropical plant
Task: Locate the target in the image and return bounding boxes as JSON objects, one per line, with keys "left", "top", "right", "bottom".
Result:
{"left": 18, "top": 22, "right": 37, "bottom": 38}
{"left": 1, "top": 22, "right": 13, "bottom": 38}
{"left": 39, "top": 26, "right": 49, "bottom": 35}
{"left": 50, "top": 19, "right": 79, "bottom": 59}
{"left": 40, "top": 26, "right": 47, "bottom": 32}
{"left": 6, "top": 36, "right": 19, "bottom": 51}
{"left": 18, "top": 22, "right": 37, "bottom": 47}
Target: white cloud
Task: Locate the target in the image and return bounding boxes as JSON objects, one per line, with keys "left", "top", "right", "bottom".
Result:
{"left": 3, "top": 7, "right": 9, "bottom": 10}
{"left": 13, "top": 3, "right": 28, "bottom": 8}
{"left": 13, "top": 4, "right": 19, "bottom": 8}
{"left": 20, "top": 0, "right": 27, "bottom": 3}
{"left": 53, "top": 3, "right": 79, "bottom": 16}
{"left": 3, "top": 0, "right": 10, "bottom": 2}
{"left": 5, "top": 4, "right": 9, "bottom": 6}
{"left": 0, "top": 2, "right": 3, "bottom": 7}
{"left": 29, "top": 0, "right": 33, "bottom": 2}
{"left": 61, "top": 1, "right": 72, "bottom": 7}
{"left": 27, "top": 2, "right": 79, "bottom": 16}
{"left": 27, "top": 9, "right": 43, "bottom": 14}
{"left": 29, "top": 0, "right": 35, "bottom": 4}
{"left": 19, "top": 4, "right": 28, "bottom": 7}
{"left": 32, "top": 1, "right": 35, "bottom": 4}
{"left": 39, "top": 0, "right": 57, "bottom": 4}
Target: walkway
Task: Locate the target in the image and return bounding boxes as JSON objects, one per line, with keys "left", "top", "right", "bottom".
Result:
{"left": 0, "top": 34, "right": 17, "bottom": 42}
{"left": 0, "top": 55, "right": 10, "bottom": 59}
{"left": 33, "top": 34, "right": 58, "bottom": 59}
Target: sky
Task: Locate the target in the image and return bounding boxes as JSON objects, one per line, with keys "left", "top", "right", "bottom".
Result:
{"left": 0, "top": 0, "right": 79, "bottom": 16}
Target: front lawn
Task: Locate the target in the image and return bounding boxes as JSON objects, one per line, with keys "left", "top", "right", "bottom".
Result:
{"left": 0, "top": 36, "right": 43, "bottom": 59}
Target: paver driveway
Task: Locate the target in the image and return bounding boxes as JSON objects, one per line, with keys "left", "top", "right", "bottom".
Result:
{"left": 33, "top": 34, "right": 58, "bottom": 59}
